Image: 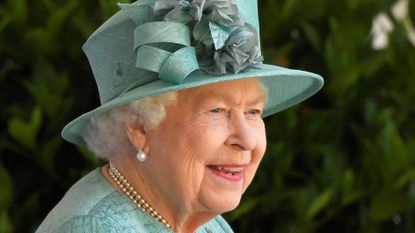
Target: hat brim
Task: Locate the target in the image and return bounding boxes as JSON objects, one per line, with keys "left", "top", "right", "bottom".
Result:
{"left": 62, "top": 63, "right": 323, "bottom": 145}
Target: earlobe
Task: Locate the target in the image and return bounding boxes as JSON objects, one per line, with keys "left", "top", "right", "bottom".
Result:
{"left": 125, "top": 122, "right": 148, "bottom": 153}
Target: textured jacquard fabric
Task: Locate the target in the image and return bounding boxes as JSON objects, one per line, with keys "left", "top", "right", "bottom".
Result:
{"left": 36, "top": 168, "right": 233, "bottom": 233}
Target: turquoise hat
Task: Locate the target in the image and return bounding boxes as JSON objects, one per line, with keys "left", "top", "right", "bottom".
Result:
{"left": 62, "top": 0, "right": 324, "bottom": 145}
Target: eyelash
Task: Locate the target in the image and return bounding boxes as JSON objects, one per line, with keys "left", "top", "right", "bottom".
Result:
{"left": 209, "top": 108, "right": 262, "bottom": 116}
{"left": 209, "top": 108, "right": 226, "bottom": 114}
{"left": 246, "top": 109, "right": 262, "bottom": 116}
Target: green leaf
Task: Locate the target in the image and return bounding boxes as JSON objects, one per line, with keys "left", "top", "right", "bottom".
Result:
{"left": 77, "top": 146, "right": 100, "bottom": 167}
{"left": 8, "top": 107, "right": 42, "bottom": 149}
{"left": 0, "top": 165, "right": 12, "bottom": 207}
{"left": 306, "top": 188, "right": 334, "bottom": 219}
{"left": 10, "top": 0, "right": 27, "bottom": 24}
{"left": 302, "top": 23, "right": 322, "bottom": 52}
{"left": 395, "top": 170, "right": 415, "bottom": 189}
{"left": 370, "top": 190, "right": 409, "bottom": 221}
{"left": 47, "top": 0, "right": 79, "bottom": 36}
{"left": 0, "top": 7, "right": 12, "bottom": 33}
{"left": 341, "top": 191, "right": 364, "bottom": 206}
{"left": 340, "top": 170, "right": 365, "bottom": 205}
{"left": 40, "top": 136, "right": 63, "bottom": 173}
{"left": 99, "top": 0, "right": 131, "bottom": 15}
{"left": 0, "top": 209, "right": 13, "bottom": 233}
{"left": 381, "top": 119, "right": 407, "bottom": 170}
{"left": 23, "top": 59, "right": 66, "bottom": 117}
{"left": 0, "top": 0, "right": 27, "bottom": 32}
{"left": 228, "top": 198, "right": 259, "bottom": 220}
{"left": 24, "top": 28, "right": 56, "bottom": 54}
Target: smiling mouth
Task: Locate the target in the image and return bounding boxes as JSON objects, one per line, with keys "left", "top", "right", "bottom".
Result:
{"left": 207, "top": 165, "right": 244, "bottom": 181}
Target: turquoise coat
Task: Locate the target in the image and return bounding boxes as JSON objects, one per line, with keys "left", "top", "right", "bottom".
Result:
{"left": 36, "top": 169, "right": 234, "bottom": 233}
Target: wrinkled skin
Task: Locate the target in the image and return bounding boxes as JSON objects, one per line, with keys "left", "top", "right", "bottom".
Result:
{"left": 111, "top": 78, "right": 267, "bottom": 232}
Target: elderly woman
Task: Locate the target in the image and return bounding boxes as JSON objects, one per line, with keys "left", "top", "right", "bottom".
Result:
{"left": 36, "top": 0, "right": 323, "bottom": 232}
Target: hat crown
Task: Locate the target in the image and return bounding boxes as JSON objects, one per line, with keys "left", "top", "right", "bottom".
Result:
{"left": 63, "top": 0, "right": 323, "bottom": 146}
{"left": 83, "top": 0, "right": 261, "bottom": 104}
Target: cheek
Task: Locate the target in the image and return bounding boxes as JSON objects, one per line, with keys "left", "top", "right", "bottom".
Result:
{"left": 180, "top": 120, "right": 228, "bottom": 154}
{"left": 152, "top": 146, "right": 206, "bottom": 207}
{"left": 175, "top": 155, "right": 205, "bottom": 194}
{"left": 161, "top": 121, "right": 225, "bottom": 188}
{"left": 258, "top": 122, "right": 267, "bottom": 155}
{"left": 242, "top": 126, "right": 267, "bottom": 190}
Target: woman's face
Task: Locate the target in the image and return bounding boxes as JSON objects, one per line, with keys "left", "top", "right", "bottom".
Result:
{"left": 143, "top": 78, "right": 267, "bottom": 215}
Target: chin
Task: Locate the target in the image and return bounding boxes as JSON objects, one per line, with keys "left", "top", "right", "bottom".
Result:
{"left": 203, "top": 192, "right": 243, "bottom": 214}
{"left": 222, "top": 199, "right": 242, "bottom": 212}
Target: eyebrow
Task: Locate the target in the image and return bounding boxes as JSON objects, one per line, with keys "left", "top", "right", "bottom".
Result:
{"left": 203, "top": 91, "right": 265, "bottom": 106}
{"left": 247, "top": 96, "right": 265, "bottom": 106}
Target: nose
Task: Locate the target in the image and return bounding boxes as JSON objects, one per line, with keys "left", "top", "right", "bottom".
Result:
{"left": 225, "top": 112, "right": 257, "bottom": 151}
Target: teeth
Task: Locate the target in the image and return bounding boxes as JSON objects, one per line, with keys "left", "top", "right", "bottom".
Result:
{"left": 215, "top": 166, "right": 242, "bottom": 173}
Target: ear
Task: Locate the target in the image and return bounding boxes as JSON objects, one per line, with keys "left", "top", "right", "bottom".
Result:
{"left": 125, "top": 122, "right": 149, "bottom": 153}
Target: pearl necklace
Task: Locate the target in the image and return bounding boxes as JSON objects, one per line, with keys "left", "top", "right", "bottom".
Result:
{"left": 108, "top": 163, "right": 173, "bottom": 230}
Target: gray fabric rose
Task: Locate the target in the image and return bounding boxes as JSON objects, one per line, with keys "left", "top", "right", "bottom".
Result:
{"left": 155, "top": 0, "right": 243, "bottom": 26}
{"left": 153, "top": 0, "right": 263, "bottom": 75}
{"left": 154, "top": 0, "right": 206, "bottom": 22}
{"left": 202, "top": 0, "right": 243, "bottom": 27}
{"left": 200, "top": 24, "right": 263, "bottom": 74}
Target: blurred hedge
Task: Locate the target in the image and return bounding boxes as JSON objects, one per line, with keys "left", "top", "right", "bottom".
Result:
{"left": 1, "top": 0, "right": 415, "bottom": 232}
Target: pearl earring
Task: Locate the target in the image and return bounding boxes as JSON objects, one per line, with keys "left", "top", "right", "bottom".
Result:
{"left": 136, "top": 149, "right": 147, "bottom": 162}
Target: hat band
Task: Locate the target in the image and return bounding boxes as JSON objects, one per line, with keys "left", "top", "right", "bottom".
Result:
{"left": 133, "top": 21, "right": 200, "bottom": 84}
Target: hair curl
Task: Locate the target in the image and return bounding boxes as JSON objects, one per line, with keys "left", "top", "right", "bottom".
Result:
{"left": 83, "top": 92, "right": 177, "bottom": 159}
{"left": 83, "top": 81, "right": 267, "bottom": 159}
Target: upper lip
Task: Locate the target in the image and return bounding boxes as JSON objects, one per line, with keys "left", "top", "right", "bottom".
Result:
{"left": 207, "top": 164, "right": 247, "bottom": 167}
{"left": 207, "top": 164, "right": 247, "bottom": 172}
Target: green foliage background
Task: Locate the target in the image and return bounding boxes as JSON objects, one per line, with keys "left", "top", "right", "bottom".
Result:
{"left": 1, "top": 0, "right": 415, "bottom": 232}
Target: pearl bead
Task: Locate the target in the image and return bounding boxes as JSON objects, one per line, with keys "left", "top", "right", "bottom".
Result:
{"left": 108, "top": 163, "right": 172, "bottom": 230}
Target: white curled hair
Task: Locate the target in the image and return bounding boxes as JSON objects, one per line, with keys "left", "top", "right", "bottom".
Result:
{"left": 83, "top": 80, "right": 268, "bottom": 159}
{"left": 83, "top": 92, "right": 177, "bottom": 159}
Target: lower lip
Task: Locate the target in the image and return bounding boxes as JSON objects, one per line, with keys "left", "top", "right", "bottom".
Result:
{"left": 208, "top": 166, "right": 244, "bottom": 182}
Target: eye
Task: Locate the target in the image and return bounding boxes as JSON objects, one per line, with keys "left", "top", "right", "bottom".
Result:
{"left": 246, "top": 109, "right": 263, "bottom": 117}
{"left": 209, "top": 108, "right": 226, "bottom": 114}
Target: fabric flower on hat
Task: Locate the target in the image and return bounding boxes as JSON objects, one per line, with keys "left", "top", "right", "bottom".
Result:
{"left": 155, "top": 0, "right": 243, "bottom": 27}
{"left": 202, "top": 0, "right": 244, "bottom": 27}
{"left": 121, "top": 0, "right": 263, "bottom": 76}
{"left": 153, "top": 0, "right": 262, "bottom": 75}
{"left": 192, "top": 17, "right": 263, "bottom": 74}
{"left": 154, "top": 0, "right": 206, "bottom": 22}
{"left": 198, "top": 24, "right": 263, "bottom": 74}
